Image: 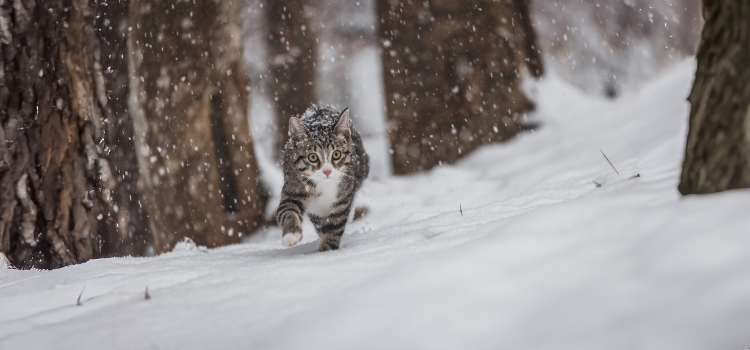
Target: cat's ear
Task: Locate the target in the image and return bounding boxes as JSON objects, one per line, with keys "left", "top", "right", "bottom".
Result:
{"left": 289, "top": 117, "right": 309, "bottom": 143}
{"left": 334, "top": 108, "right": 351, "bottom": 139}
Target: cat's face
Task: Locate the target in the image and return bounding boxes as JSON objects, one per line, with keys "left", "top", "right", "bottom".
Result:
{"left": 288, "top": 109, "right": 352, "bottom": 184}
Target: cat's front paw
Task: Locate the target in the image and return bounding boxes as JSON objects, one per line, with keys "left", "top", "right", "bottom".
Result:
{"left": 282, "top": 232, "right": 303, "bottom": 247}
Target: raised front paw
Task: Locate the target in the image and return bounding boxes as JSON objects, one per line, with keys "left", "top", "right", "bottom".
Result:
{"left": 282, "top": 232, "right": 303, "bottom": 247}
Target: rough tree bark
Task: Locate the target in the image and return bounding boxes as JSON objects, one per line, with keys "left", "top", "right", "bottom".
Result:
{"left": 679, "top": 1, "right": 750, "bottom": 195}
{"left": 265, "top": 0, "right": 317, "bottom": 157}
{"left": 129, "top": 0, "right": 266, "bottom": 253}
{"left": 93, "top": 0, "right": 153, "bottom": 257}
{"left": 0, "top": 0, "right": 115, "bottom": 268}
{"left": 377, "top": 0, "right": 539, "bottom": 174}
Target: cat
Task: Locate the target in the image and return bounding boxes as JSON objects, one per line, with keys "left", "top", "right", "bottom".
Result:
{"left": 276, "top": 104, "right": 369, "bottom": 251}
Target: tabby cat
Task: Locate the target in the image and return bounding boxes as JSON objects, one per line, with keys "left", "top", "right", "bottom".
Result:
{"left": 276, "top": 105, "right": 369, "bottom": 251}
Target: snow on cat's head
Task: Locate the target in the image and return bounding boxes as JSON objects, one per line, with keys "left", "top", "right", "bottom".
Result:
{"left": 285, "top": 105, "right": 352, "bottom": 184}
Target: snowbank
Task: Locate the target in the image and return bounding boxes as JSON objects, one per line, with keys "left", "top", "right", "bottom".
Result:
{"left": 1, "top": 60, "right": 748, "bottom": 350}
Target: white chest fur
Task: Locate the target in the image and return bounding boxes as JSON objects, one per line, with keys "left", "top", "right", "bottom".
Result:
{"left": 306, "top": 179, "right": 339, "bottom": 217}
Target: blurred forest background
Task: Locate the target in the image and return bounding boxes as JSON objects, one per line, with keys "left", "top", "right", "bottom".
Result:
{"left": 0, "top": 0, "right": 703, "bottom": 269}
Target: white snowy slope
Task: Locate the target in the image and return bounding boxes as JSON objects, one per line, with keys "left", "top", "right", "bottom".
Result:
{"left": 1, "top": 60, "right": 749, "bottom": 350}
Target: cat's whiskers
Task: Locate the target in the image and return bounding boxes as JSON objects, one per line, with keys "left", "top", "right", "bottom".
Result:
{"left": 339, "top": 172, "right": 362, "bottom": 185}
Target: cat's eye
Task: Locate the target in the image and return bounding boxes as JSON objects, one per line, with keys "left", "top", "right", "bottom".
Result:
{"left": 332, "top": 150, "right": 342, "bottom": 160}
{"left": 308, "top": 153, "right": 318, "bottom": 162}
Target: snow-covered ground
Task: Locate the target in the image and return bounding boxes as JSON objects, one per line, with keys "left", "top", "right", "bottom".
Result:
{"left": 2, "top": 60, "right": 749, "bottom": 350}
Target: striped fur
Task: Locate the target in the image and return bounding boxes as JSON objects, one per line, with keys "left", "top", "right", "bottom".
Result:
{"left": 277, "top": 105, "right": 369, "bottom": 252}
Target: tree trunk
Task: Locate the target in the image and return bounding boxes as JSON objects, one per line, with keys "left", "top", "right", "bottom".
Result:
{"left": 93, "top": 0, "right": 153, "bottom": 257}
{"left": 129, "top": 0, "right": 266, "bottom": 253}
{"left": 377, "top": 0, "right": 537, "bottom": 175}
{"left": 0, "top": 0, "right": 115, "bottom": 269}
{"left": 511, "top": 0, "right": 543, "bottom": 78}
{"left": 678, "top": 1, "right": 750, "bottom": 195}
{"left": 265, "top": 0, "right": 317, "bottom": 157}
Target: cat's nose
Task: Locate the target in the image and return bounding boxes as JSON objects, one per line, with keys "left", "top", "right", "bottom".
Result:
{"left": 322, "top": 168, "right": 332, "bottom": 177}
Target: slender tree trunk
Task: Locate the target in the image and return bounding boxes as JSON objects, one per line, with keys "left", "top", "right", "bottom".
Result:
{"left": 512, "top": 0, "right": 543, "bottom": 78}
{"left": 0, "top": 0, "right": 115, "bottom": 269}
{"left": 377, "top": 0, "right": 537, "bottom": 175}
{"left": 129, "top": 0, "right": 266, "bottom": 253}
{"left": 93, "top": 0, "right": 153, "bottom": 257}
{"left": 265, "top": 0, "right": 317, "bottom": 157}
{"left": 678, "top": 1, "right": 750, "bottom": 195}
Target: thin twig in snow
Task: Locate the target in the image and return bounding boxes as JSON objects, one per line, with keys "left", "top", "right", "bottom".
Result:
{"left": 77, "top": 286, "right": 86, "bottom": 306}
{"left": 598, "top": 148, "right": 620, "bottom": 175}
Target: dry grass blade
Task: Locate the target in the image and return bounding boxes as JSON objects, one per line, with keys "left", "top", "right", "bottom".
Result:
{"left": 77, "top": 286, "right": 86, "bottom": 306}
{"left": 598, "top": 148, "right": 620, "bottom": 175}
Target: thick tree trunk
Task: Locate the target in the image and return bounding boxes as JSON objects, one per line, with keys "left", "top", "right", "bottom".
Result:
{"left": 129, "top": 0, "right": 266, "bottom": 253}
{"left": 265, "top": 0, "right": 317, "bottom": 157}
{"left": 93, "top": 0, "right": 153, "bottom": 257}
{"left": 0, "top": 0, "right": 115, "bottom": 268}
{"left": 377, "top": 0, "right": 537, "bottom": 175}
{"left": 678, "top": 1, "right": 750, "bottom": 195}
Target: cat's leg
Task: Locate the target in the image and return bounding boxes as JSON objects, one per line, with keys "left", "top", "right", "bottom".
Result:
{"left": 316, "top": 198, "right": 353, "bottom": 252}
{"left": 308, "top": 214, "right": 324, "bottom": 238}
{"left": 277, "top": 196, "right": 305, "bottom": 247}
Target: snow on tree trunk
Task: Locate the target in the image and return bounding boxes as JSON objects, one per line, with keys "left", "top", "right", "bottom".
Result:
{"left": 129, "top": 0, "right": 266, "bottom": 253}
{"left": 678, "top": 1, "right": 750, "bottom": 195}
{"left": 265, "top": 0, "right": 317, "bottom": 158}
{"left": 0, "top": 0, "right": 115, "bottom": 268}
{"left": 93, "top": 0, "right": 153, "bottom": 257}
{"left": 376, "top": 0, "right": 538, "bottom": 175}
